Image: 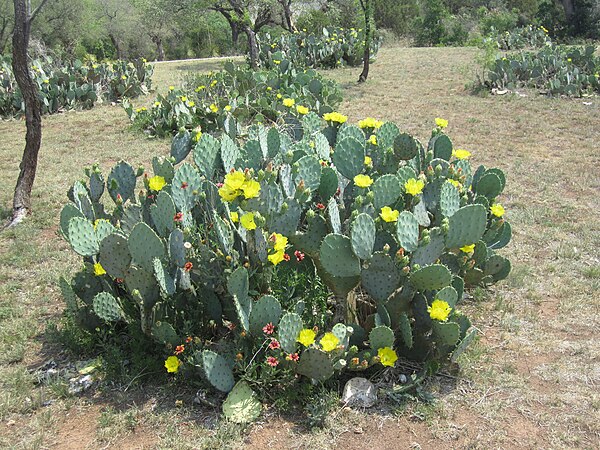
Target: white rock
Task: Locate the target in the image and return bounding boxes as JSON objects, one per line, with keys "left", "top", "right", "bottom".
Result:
{"left": 341, "top": 377, "right": 377, "bottom": 408}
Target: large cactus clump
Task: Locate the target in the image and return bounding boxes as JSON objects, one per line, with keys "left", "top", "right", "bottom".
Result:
{"left": 60, "top": 114, "right": 511, "bottom": 421}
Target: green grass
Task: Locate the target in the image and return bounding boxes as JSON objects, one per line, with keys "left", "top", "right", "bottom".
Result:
{"left": 1, "top": 47, "right": 599, "bottom": 449}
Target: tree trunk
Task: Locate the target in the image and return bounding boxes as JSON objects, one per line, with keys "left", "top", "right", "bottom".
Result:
{"left": 9, "top": 0, "right": 42, "bottom": 226}
{"left": 279, "top": 0, "right": 296, "bottom": 32}
{"left": 245, "top": 26, "right": 259, "bottom": 69}
{"left": 231, "top": 21, "right": 239, "bottom": 46}
{"left": 152, "top": 36, "right": 165, "bottom": 61}
{"left": 561, "top": 0, "right": 575, "bottom": 20}
{"left": 358, "top": 0, "right": 372, "bottom": 83}
{"left": 109, "top": 33, "right": 123, "bottom": 60}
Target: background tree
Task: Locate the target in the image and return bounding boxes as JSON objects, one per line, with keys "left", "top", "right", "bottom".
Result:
{"left": 0, "top": 0, "right": 13, "bottom": 53}
{"left": 358, "top": 0, "right": 372, "bottom": 82}
{"left": 8, "top": 0, "right": 50, "bottom": 227}
{"left": 95, "top": 0, "right": 139, "bottom": 60}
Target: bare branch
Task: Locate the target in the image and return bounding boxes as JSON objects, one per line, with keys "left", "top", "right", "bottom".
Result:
{"left": 28, "top": 0, "right": 50, "bottom": 24}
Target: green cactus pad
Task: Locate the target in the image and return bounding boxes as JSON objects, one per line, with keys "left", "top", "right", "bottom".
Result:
{"left": 168, "top": 229, "right": 186, "bottom": 267}
{"left": 220, "top": 134, "right": 240, "bottom": 172}
{"left": 222, "top": 381, "right": 262, "bottom": 424}
{"left": 336, "top": 124, "right": 364, "bottom": 144}
{"left": 213, "top": 211, "right": 234, "bottom": 255}
{"left": 432, "top": 321, "right": 460, "bottom": 347}
{"left": 290, "top": 215, "right": 328, "bottom": 257}
{"left": 150, "top": 191, "right": 176, "bottom": 237}
{"left": 327, "top": 197, "right": 341, "bottom": 234}
{"left": 373, "top": 174, "right": 402, "bottom": 210}
{"left": 351, "top": 213, "right": 376, "bottom": 260}
{"left": 193, "top": 133, "right": 220, "bottom": 179}
{"left": 68, "top": 217, "right": 99, "bottom": 256}
{"left": 249, "top": 295, "right": 282, "bottom": 336}
{"left": 320, "top": 234, "right": 361, "bottom": 278}
{"left": 268, "top": 199, "right": 302, "bottom": 237}
{"left": 409, "top": 264, "right": 452, "bottom": 291}
{"left": 376, "top": 303, "right": 392, "bottom": 327}
{"left": 411, "top": 227, "right": 444, "bottom": 267}
{"left": 94, "top": 220, "right": 116, "bottom": 244}
{"left": 332, "top": 323, "right": 351, "bottom": 349}
{"left": 486, "top": 168, "right": 506, "bottom": 190}
{"left": 201, "top": 350, "right": 235, "bottom": 393}
{"left": 171, "top": 163, "right": 202, "bottom": 213}
{"left": 59, "top": 276, "right": 79, "bottom": 313}
{"left": 376, "top": 122, "right": 400, "bottom": 149}
{"left": 153, "top": 258, "right": 176, "bottom": 296}
{"left": 152, "top": 321, "right": 179, "bottom": 346}
{"left": 396, "top": 166, "right": 417, "bottom": 186}
{"left": 435, "top": 286, "right": 458, "bottom": 308}
{"left": 489, "top": 222, "right": 512, "bottom": 249}
{"left": 89, "top": 172, "right": 105, "bottom": 202}
{"left": 228, "top": 267, "right": 251, "bottom": 331}
{"left": 332, "top": 137, "right": 365, "bottom": 180}
{"left": 440, "top": 182, "right": 460, "bottom": 218}
{"left": 60, "top": 204, "right": 84, "bottom": 240}
{"left": 297, "top": 348, "right": 334, "bottom": 382}
{"left": 412, "top": 200, "right": 430, "bottom": 227}
{"left": 431, "top": 134, "right": 452, "bottom": 160}
{"left": 170, "top": 130, "right": 192, "bottom": 164}
{"left": 120, "top": 204, "right": 142, "bottom": 235}
{"left": 128, "top": 222, "right": 165, "bottom": 272}
{"left": 314, "top": 132, "right": 331, "bottom": 161}
{"left": 107, "top": 161, "right": 136, "bottom": 204}
{"left": 125, "top": 266, "right": 160, "bottom": 308}
{"left": 450, "top": 328, "right": 477, "bottom": 363}
{"left": 319, "top": 167, "right": 339, "bottom": 200}
{"left": 369, "top": 325, "right": 395, "bottom": 351}
{"left": 92, "top": 292, "right": 122, "bottom": 322}
{"left": 396, "top": 211, "right": 419, "bottom": 252}
{"left": 361, "top": 252, "right": 401, "bottom": 303}
{"left": 301, "top": 112, "right": 322, "bottom": 134}
{"left": 484, "top": 255, "right": 511, "bottom": 281}
{"left": 398, "top": 313, "right": 413, "bottom": 348}
{"left": 446, "top": 204, "right": 487, "bottom": 249}
{"left": 278, "top": 312, "right": 303, "bottom": 354}
{"left": 452, "top": 276, "right": 464, "bottom": 303}
{"left": 476, "top": 172, "right": 503, "bottom": 199}
{"left": 295, "top": 155, "right": 322, "bottom": 192}
{"left": 72, "top": 181, "right": 94, "bottom": 220}
{"left": 393, "top": 133, "right": 418, "bottom": 161}
{"left": 266, "top": 127, "right": 281, "bottom": 157}
{"left": 99, "top": 233, "right": 131, "bottom": 278}
{"left": 152, "top": 156, "right": 175, "bottom": 183}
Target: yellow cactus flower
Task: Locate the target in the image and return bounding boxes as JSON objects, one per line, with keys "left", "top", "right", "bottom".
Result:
{"left": 224, "top": 171, "right": 246, "bottom": 190}
{"left": 169, "top": 85, "right": 175, "bottom": 91}
{"left": 268, "top": 250, "right": 285, "bottom": 265}
{"left": 154, "top": 101, "right": 161, "bottom": 108}
{"left": 452, "top": 149, "right": 471, "bottom": 160}
{"left": 323, "top": 112, "right": 348, "bottom": 124}
{"left": 358, "top": 117, "right": 383, "bottom": 129}
{"left": 490, "top": 204, "right": 505, "bottom": 217}
{"left": 271, "top": 233, "right": 288, "bottom": 252}
{"left": 428, "top": 299, "right": 452, "bottom": 322}
{"left": 404, "top": 178, "right": 425, "bottom": 196}
{"left": 296, "top": 105, "right": 309, "bottom": 115}
{"left": 230, "top": 212, "right": 239, "bottom": 223}
{"left": 447, "top": 179, "right": 461, "bottom": 188}
{"left": 378, "top": 347, "right": 398, "bottom": 367}
{"left": 180, "top": 96, "right": 187, "bottom": 102}
{"left": 195, "top": 85, "right": 206, "bottom": 92}
{"left": 354, "top": 174, "right": 373, "bottom": 188}
{"left": 460, "top": 244, "right": 475, "bottom": 253}
{"left": 218, "top": 184, "right": 239, "bottom": 202}
{"left": 240, "top": 212, "right": 257, "bottom": 230}
{"left": 210, "top": 80, "right": 217, "bottom": 87}
{"left": 94, "top": 263, "right": 106, "bottom": 276}
{"left": 277, "top": 93, "right": 283, "bottom": 99}
{"left": 209, "top": 103, "right": 218, "bottom": 113}
{"left": 165, "top": 356, "right": 181, "bottom": 373}
{"left": 188, "top": 101, "right": 195, "bottom": 107}
{"left": 297, "top": 329, "right": 316, "bottom": 347}
{"left": 121, "top": 75, "right": 127, "bottom": 80}
{"left": 320, "top": 332, "right": 340, "bottom": 352}
{"left": 148, "top": 175, "right": 166, "bottom": 191}
{"left": 273, "top": 59, "right": 281, "bottom": 65}
{"left": 224, "top": 105, "right": 232, "bottom": 112}
{"left": 368, "top": 135, "right": 377, "bottom": 146}
{"left": 240, "top": 179, "right": 260, "bottom": 199}
{"left": 283, "top": 98, "right": 295, "bottom": 107}
{"left": 435, "top": 117, "right": 448, "bottom": 128}
{"left": 380, "top": 206, "right": 399, "bottom": 223}
{"left": 267, "top": 86, "right": 272, "bottom": 91}
{"left": 364, "top": 156, "right": 372, "bottom": 165}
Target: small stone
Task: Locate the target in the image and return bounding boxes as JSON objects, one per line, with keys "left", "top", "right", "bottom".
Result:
{"left": 399, "top": 374, "right": 408, "bottom": 383}
{"left": 341, "top": 377, "right": 377, "bottom": 408}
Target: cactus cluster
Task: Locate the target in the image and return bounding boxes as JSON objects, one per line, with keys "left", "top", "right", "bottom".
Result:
{"left": 60, "top": 113, "right": 511, "bottom": 422}
{"left": 0, "top": 56, "right": 152, "bottom": 118}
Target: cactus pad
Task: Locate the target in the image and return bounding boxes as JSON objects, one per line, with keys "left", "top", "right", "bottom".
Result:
{"left": 320, "top": 234, "right": 361, "bottom": 278}
{"left": 99, "top": 233, "right": 131, "bottom": 278}
{"left": 476, "top": 172, "right": 503, "bottom": 199}
{"left": 398, "top": 313, "right": 413, "bottom": 348}
{"left": 153, "top": 258, "right": 176, "bottom": 296}
{"left": 361, "top": 252, "right": 401, "bottom": 302}
{"left": 446, "top": 204, "right": 487, "bottom": 249}
{"left": 297, "top": 348, "right": 334, "bottom": 382}
{"left": 125, "top": 266, "right": 160, "bottom": 308}
{"left": 68, "top": 217, "right": 99, "bottom": 256}
{"left": 92, "top": 292, "right": 122, "bottom": 322}
{"left": 409, "top": 264, "right": 452, "bottom": 291}
{"left": 450, "top": 328, "right": 477, "bottom": 363}
{"left": 150, "top": 191, "right": 176, "bottom": 237}
{"left": 351, "top": 213, "right": 376, "bottom": 260}
{"left": 228, "top": 267, "right": 251, "bottom": 331}
{"left": 295, "top": 155, "right": 322, "bottom": 192}
{"left": 193, "top": 133, "right": 220, "bottom": 178}
{"left": 319, "top": 166, "right": 339, "bottom": 200}
{"left": 373, "top": 174, "right": 402, "bottom": 210}
{"left": 278, "top": 312, "right": 303, "bottom": 354}
{"left": 201, "top": 350, "right": 235, "bottom": 392}
{"left": 484, "top": 255, "right": 511, "bottom": 282}
{"left": 411, "top": 227, "right": 444, "bottom": 267}
{"left": 222, "top": 381, "right": 262, "bottom": 424}
{"left": 249, "top": 295, "right": 282, "bottom": 336}
{"left": 60, "top": 204, "right": 84, "bottom": 240}
{"left": 332, "top": 137, "right": 364, "bottom": 180}
{"left": 168, "top": 229, "right": 186, "bottom": 267}
{"left": 107, "top": 161, "right": 136, "bottom": 204}
{"left": 396, "top": 211, "right": 419, "bottom": 252}
{"left": 432, "top": 321, "right": 460, "bottom": 347}
{"left": 369, "top": 325, "right": 395, "bottom": 351}
{"left": 220, "top": 134, "right": 240, "bottom": 172}
{"left": 393, "top": 133, "right": 418, "bottom": 160}
{"left": 171, "top": 130, "right": 192, "bottom": 164}
{"left": 431, "top": 134, "right": 452, "bottom": 160}
{"left": 435, "top": 286, "right": 458, "bottom": 308}
{"left": 440, "top": 182, "right": 460, "bottom": 218}
{"left": 128, "top": 222, "right": 165, "bottom": 272}
{"left": 171, "top": 163, "right": 201, "bottom": 213}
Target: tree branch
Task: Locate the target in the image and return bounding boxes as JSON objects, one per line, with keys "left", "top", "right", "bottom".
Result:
{"left": 28, "top": 0, "right": 50, "bottom": 24}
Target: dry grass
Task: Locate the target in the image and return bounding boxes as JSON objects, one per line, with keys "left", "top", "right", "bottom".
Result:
{"left": 1, "top": 46, "right": 599, "bottom": 449}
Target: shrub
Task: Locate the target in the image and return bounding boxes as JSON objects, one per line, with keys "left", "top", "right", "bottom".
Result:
{"left": 485, "top": 44, "right": 600, "bottom": 96}
{"left": 0, "top": 56, "right": 152, "bottom": 118}
{"left": 59, "top": 114, "right": 512, "bottom": 423}
{"left": 124, "top": 61, "right": 342, "bottom": 137}
{"left": 256, "top": 27, "right": 383, "bottom": 70}
{"left": 487, "top": 24, "right": 552, "bottom": 50}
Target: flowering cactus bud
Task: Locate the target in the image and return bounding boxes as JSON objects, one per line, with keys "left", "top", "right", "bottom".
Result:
{"left": 225, "top": 255, "right": 232, "bottom": 262}
{"left": 365, "top": 191, "right": 374, "bottom": 203}
{"left": 355, "top": 195, "right": 364, "bottom": 207}
{"left": 426, "top": 165, "right": 434, "bottom": 177}
{"left": 421, "top": 235, "right": 430, "bottom": 245}
{"left": 243, "top": 262, "right": 250, "bottom": 268}
{"left": 448, "top": 165, "right": 455, "bottom": 176}
{"left": 348, "top": 345, "right": 358, "bottom": 354}
{"left": 435, "top": 164, "right": 443, "bottom": 176}
{"left": 383, "top": 243, "right": 390, "bottom": 254}
{"left": 421, "top": 229, "right": 430, "bottom": 238}
{"left": 169, "top": 156, "right": 176, "bottom": 164}
{"left": 297, "top": 179, "right": 305, "bottom": 190}
{"left": 350, "top": 210, "right": 359, "bottom": 220}
{"left": 402, "top": 266, "right": 410, "bottom": 275}
{"left": 306, "top": 209, "right": 315, "bottom": 220}
{"left": 413, "top": 263, "right": 421, "bottom": 271}
{"left": 257, "top": 169, "right": 265, "bottom": 181}
{"left": 280, "top": 202, "right": 289, "bottom": 213}
{"left": 254, "top": 212, "right": 266, "bottom": 227}
{"left": 136, "top": 166, "right": 144, "bottom": 177}
{"left": 441, "top": 218, "right": 449, "bottom": 233}
{"left": 84, "top": 167, "right": 91, "bottom": 177}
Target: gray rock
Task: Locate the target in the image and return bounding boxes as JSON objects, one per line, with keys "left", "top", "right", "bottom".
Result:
{"left": 341, "top": 377, "right": 377, "bottom": 408}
